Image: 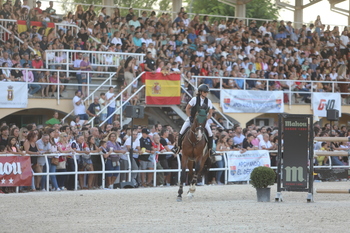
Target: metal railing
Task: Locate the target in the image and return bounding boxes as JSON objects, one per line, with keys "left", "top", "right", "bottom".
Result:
{"left": 192, "top": 75, "right": 350, "bottom": 108}
{"left": 3, "top": 66, "right": 115, "bottom": 106}
{"left": 2, "top": 149, "right": 348, "bottom": 193}
{"left": 45, "top": 49, "right": 145, "bottom": 72}
{"left": 88, "top": 71, "right": 146, "bottom": 126}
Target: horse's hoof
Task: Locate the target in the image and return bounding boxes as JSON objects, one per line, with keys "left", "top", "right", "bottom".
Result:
{"left": 177, "top": 197, "right": 182, "bottom": 202}
{"left": 187, "top": 192, "right": 194, "bottom": 199}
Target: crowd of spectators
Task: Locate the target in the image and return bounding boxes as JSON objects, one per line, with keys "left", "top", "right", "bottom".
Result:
{"left": 0, "top": 2, "right": 349, "bottom": 103}
{"left": 1, "top": 110, "right": 349, "bottom": 193}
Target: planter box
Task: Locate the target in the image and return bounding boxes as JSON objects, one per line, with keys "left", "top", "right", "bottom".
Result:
{"left": 256, "top": 188, "right": 271, "bottom": 202}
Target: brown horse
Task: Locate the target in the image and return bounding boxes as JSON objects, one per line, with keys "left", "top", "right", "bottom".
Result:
{"left": 177, "top": 109, "right": 211, "bottom": 202}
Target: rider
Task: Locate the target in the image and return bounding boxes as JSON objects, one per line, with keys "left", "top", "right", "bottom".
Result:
{"left": 172, "top": 84, "right": 215, "bottom": 156}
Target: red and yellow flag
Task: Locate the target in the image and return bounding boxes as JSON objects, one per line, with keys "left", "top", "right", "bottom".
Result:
{"left": 17, "top": 20, "right": 55, "bottom": 36}
{"left": 145, "top": 72, "right": 181, "bottom": 105}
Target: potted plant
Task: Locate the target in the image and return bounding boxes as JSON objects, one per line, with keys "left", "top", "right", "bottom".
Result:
{"left": 250, "top": 166, "right": 276, "bottom": 202}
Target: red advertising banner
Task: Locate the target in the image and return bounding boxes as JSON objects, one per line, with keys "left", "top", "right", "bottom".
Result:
{"left": 0, "top": 156, "right": 32, "bottom": 186}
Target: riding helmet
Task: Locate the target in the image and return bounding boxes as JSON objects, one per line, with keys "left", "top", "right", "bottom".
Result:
{"left": 197, "top": 84, "right": 209, "bottom": 93}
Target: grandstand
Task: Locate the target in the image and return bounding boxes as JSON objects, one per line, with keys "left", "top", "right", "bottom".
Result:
{"left": 0, "top": 0, "right": 350, "bottom": 194}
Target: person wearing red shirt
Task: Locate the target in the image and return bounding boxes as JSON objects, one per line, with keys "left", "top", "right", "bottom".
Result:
{"left": 34, "top": 1, "right": 43, "bottom": 14}
{"left": 152, "top": 134, "right": 167, "bottom": 186}
{"left": 32, "top": 54, "right": 44, "bottom": 82}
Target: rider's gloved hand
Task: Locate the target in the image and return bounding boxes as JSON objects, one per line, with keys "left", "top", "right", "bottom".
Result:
{"left": 189, "top": 116, "right": 194, "bottom": 123}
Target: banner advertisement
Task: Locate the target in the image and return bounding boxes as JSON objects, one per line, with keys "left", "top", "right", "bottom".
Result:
{"left": 0, "top": 82, "right": 28, "bottom": 108}
{"left": 282, "top": 117, "right": 309, "bottom": 190}
{"left": 221, "top": 90, "right": 284, "bottom": 113}
{"left": 227, "top": 150, "right": 271, "bottom": 182}
{"left": 312, "top": 93, "right": 341, "bottom": 117}
{"left": 145, "top": 72, "right": 181, "bottom": 105}
{"left": 0, "top": 156, "right": 32, "bottom": 187}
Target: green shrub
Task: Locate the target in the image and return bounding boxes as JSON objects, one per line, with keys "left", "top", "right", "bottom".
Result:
{"left": 250, "top": 166, "right": 276, "bottom": 189}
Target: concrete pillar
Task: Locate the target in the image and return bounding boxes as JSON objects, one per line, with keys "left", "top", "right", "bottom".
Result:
{"left": 103, "top": 0, "right": 114, "bottom": 17}
{"left": 235, "top": 1, "right": 246, "bottom": 19}
{"left": 172, "top": 0, "right": 182, "bottom": 20}
{"left": 28, "top": 0, "right": 35, "bottom": 9}
{"left": 294, "top": 0, "right": 303, "bottom": 29}
{"left": 172, "top": 0, "right": 183, "bottom": 12}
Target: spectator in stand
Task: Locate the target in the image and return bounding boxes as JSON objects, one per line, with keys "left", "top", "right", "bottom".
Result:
{"left": 86, "top": 96, "right": 101, "bottom": 125}
{"left": 45, "top": 111, "right": 61, "bottom": 125}
{"left": 49, "top": 71, "right": 64, "bottom": 97}
{"left": 0, "top": 125, "right": 9, "bottom": 147}
{"left": 124, "top": 129, "right": 140, "bottom": 186}
{"left": 55, "top": 132, "right": 72, "bottom": 190}
{"left": 144, "top": 52, "right": 156, "bottom": 72}
{"left": 23, "top": 131, "right": 41, "bottom": 190}
{"left": 80, "top": 54, "right": 92, "bottom": 96}
{"left": 106, "top": 131, "right": 126, "bottom": 189}
{"left": 137, "top": 128, "right": 154, "bottom": 187}
{"left": 259, "top": 133, "right": 273, "bottom": 150}
{"left": 22, "top": 63, "right": 41, "bottom": 96}
{"left": 72, "top": 90, "right": 88, "bottom": 121}
{"left": 105, "top": 86, "right": 117, "bottom": 124}
{"left": 70, "top": 115, "right": 86, "bottom": 130}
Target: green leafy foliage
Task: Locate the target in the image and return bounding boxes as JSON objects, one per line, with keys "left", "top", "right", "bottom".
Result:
{"left": 250, "top": 166, "right": 276, "bottom": 189}
{"left": 61, "top": 0, "right": 171, "bottom": 16}
{"left": 186, "top": 0, "right": 279, "bottom": 21}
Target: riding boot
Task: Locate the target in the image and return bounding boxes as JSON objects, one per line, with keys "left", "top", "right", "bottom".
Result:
{"left": 208, "top": 136, "right": 215, "bottom": 156}
{"left": 171, "top": 134, "right": 183, "bottom": 154}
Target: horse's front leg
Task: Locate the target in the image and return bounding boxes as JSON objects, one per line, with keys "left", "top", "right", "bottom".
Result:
{"left": 177, "top": 155, "right": 188, "bottom": 202}
{"left": 188, "top": 160, "right": 197, "bottom": 197}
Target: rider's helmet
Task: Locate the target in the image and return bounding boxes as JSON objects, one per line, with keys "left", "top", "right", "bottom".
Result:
{"left": 197, "top": 84, "right": 209, "bottom": 95}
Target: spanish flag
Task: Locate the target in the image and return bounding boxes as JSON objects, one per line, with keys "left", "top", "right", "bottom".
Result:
{"left": 17, "top": 20, "right": 55, "bottom": 36}
{"left": 145, "top": 72, "right": 181, "bottom": 105}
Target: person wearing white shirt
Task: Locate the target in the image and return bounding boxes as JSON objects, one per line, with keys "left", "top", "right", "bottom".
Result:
{"left": 111, "top": 31, "right": 123, "bottom": 45}
{"left": 73, "top": 52, "right": 83, "bottom": 91}
{"left": 233, "top": 126, "right": 245, "bottom": 147}
{"left": 105, "top": 86, "right": 117, "bottom": 124}
{"left": 339, "top": 31, "right": 349, "bottom": 56}
{"left": 72, "top": 90, "right": 88, "bottom": 120}
{"left": 258, "top": 133, "right": 273, "bottom": 150}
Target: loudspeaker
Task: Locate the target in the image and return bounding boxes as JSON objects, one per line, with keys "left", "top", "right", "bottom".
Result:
{"left": 125, "top": 106, "right": 144, "bottom": 118}
{"left": 115, "top": 182, "right": 135, "bottom": 189}
{"left": 327, "top": 109, "right": 339, "bottom": 121}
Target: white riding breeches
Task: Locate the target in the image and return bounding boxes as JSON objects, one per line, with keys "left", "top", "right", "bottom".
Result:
{"left": 179, "top": 117, "right": 213, "bottom": 137}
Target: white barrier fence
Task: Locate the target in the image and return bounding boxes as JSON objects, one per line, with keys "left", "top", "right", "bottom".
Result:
{"left": 1, "top": 149, "right": 349, "bottom": 193}
{"left": 45, "top": 49, "right": 145, "bottom": 71}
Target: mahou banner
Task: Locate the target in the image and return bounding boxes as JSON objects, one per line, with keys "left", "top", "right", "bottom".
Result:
{"left": 312, "top": 93, "right": 341, "bottom": 117}
{"left": 145, "top": 72, "right": 181, "bottom": 105}
{"left": 0, "top": 156, "right": 32, "bottom": 186}
{"left": 0, "top": 82, "right": 28, "bottom": 108}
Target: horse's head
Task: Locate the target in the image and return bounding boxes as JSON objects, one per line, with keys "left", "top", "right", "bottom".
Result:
{"left": 193, "top": 109, "right": 207, "bottom": 141}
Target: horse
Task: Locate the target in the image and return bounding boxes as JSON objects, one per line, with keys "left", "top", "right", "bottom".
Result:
{"left": 177, "top": 109, "right": 212, "bottom": 202}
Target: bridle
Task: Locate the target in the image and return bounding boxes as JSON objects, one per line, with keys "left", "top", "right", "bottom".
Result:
{"left": 188, "top": 124, "right": 204, "bottom": 147}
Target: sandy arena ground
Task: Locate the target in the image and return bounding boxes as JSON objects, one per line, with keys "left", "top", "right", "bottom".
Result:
{"left": 1, "top": 181, "right": 350, "bottom": 233}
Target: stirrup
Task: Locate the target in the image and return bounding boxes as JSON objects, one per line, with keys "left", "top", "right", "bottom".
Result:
{"left": 210, "top": 149, "right": 216, "bottom": 156}
{"left": 171, "top": 146, "right": 180, "bottom": 154}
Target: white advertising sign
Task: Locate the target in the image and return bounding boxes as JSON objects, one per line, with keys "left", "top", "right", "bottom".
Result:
{"left": 0, "top": 82, "right": 28, "bottom": 108}
{"left": 312, "top": 93, "right": 341, "bottom": 117}
{"left": 227, "top": 150, "right": 271, "bottom": 182}
{"left": 221, "top": 90, "right": 284, "bottom": 113}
